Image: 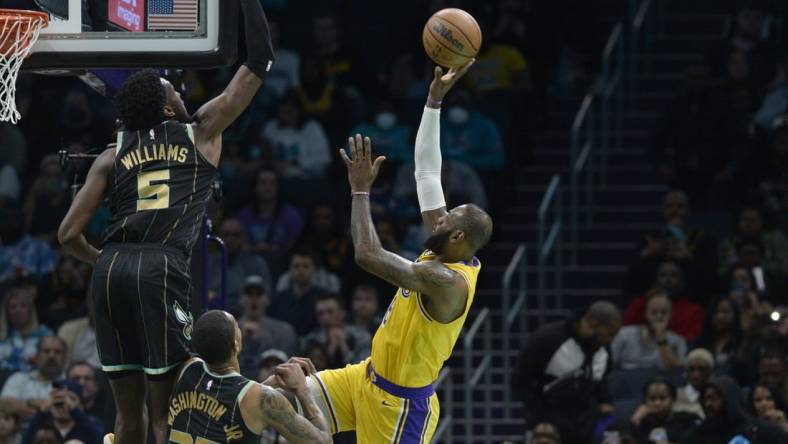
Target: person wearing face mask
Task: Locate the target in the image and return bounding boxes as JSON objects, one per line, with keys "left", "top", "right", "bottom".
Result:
{"left": 631, "top": 379, "right": 701, "bottom": 444}
{"left": 612, "top": 291, "right": 686, "bottom": 371}
{"left": 350, "top": 102, "right": 412, "bottom": 164}
{"left": 516, "top": 302, "right": 622, "bottom": 443}
{"left": 440, "top": 90, "right": 505, "bottom": 171}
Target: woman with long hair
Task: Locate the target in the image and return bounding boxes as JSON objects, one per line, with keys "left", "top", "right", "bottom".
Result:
{"left": 747, "top": 383, "right": 788, "bottom": 434}
{"left": 693, "top": 297, "right": 743, "bottom": 374}
{"left": 0, "top": 287, "right": 52, "bottom": 372}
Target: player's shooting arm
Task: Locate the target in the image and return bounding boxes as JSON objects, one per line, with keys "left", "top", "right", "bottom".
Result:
{"left": 259, "top": 385, "right": 332, "bottom": 444}
{"left": 191, "top": 0, "right": 274, "bottom": 140}
{"left": 58, "top": 148, "right": 115, "bottom": 265}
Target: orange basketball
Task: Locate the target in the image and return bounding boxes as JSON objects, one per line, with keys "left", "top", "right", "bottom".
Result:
{"left": 422, "top": 8, "right": 482, "bottom": 68}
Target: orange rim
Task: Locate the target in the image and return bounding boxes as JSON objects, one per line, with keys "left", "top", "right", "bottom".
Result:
{"left": 0, "top": 9, "right": 50, "bottom": 27}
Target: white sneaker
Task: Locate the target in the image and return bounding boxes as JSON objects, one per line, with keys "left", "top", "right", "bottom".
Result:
{"left": 103, "top": 433, "right": 115, "bottom": 444}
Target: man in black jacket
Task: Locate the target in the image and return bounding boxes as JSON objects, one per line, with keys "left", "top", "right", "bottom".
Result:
{"left": 681, "top": 376, "right": 788, "bottom": 444}
{"left": 516, "top": 302, "right": 621, "bottom": 443}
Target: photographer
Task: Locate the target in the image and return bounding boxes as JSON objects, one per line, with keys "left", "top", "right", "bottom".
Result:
{"left": 21, "top": 380, "right": 98, "bottom": 444}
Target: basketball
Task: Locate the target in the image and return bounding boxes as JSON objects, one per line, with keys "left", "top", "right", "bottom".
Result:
{"left": 422, "top": 8, "right": 482, "bottom": 68}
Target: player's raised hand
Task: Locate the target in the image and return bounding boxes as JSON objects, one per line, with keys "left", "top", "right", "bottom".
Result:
{"left": 273, "top": 363, "right": 308, "bottom": 394}
{"left": 339, "top": 134, "right": 385, "bottom": 193}
{"left": 428, "top": 58, "right": 475, "bottom": 101}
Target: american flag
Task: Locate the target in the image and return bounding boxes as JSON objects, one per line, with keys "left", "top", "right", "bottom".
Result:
{"left": 147, "top": 0, "right": 198, "bottom": 31}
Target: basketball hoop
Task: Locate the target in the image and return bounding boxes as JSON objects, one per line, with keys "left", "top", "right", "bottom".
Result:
{"left": 0, "top": 9, "right": 49, "bottom": 124}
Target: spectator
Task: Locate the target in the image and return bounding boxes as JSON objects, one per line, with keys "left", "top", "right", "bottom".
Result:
{"left": 693, "top": 298, "right": 743, "bottom": 373}
{"left": 255, "top": 349, "right": 287, "bottom": 383}
{"left": 274, "top": 248, "right": 340, "bottom": 299}
{"left": 515, "top": 302, "right": 621, "bottom": 443}
{"left": 622, "top": 261, "right": 705, "bottom": 340}
{"left": 236, "top": 275, "right": 297, "bottom": 377}
{"left": 730, "top": 239, "right": 788, "bottom": 304}
{"left": 611, "top": 290, "right": 686, "bottom": 370}
{"left": 756, "top": 346, "right": 788, "bottom": 402}
{"left": 311, "top": 13, "right": 364, "bottom": 90}
{"left": 37, "top": 254, "right": 90, "bottom": 331}
{"left": 0, "top": 287, "right": 53, "bottom": 372}
{"left": 208, "top": 217, "right": 272, "bottom": 308}
{"left": 393, "top": 160, "right": 489, "bottom": 212}
{"left": 719, "top": 206, "right": 788, "bottom": 279}
{"left": 22, "top": 155, "right": 69, "bottom": 244}
{"left": 236, "top": 168, "right": 304, "bottom": 271}
{"left": 630, "top": 378, "right": 701, "bottom": 444}
{"left": 350, "top": 101, "right": 412, "bottom": 164}
{"left": 0, "top": 402, "right": 21, "bottom": 444}
{"left": 297, "top": 203, "right": 352, "bottom": 276}
{"left": 0, "top": 337, "right": 66, "bottom": 421}
{"left": 708, "top": 3, "right": 775, "bottom": 86}
{"left": 261, "top": 94, "right": 331, "bottom": 181}
{"left": 294, "top": 56, "right": 355, "bottom": 147}
{"left": 530, "top": 422, "right": 561, "bottom": 444}
{"left": 56, "top": 310, "right": 98, "bottom": 369}
{"left": 747, "top": 383, "right": 788, "bottom": 434}
{"left": 757, "top": 116, "right": 788, "bottom": 230}
{"left": 440, "top": 91, "right": 505, "bottom": 171}
{"left": 681, "top": 376, "right": 788, "bottom": 444}
{"left": 66, "top": 364, "right": 103, "bottom": 422}
{"left": 753, "top": 55, "right": 788, "bottom": 131}
{"left": 349, "top": 283, "right": 381, "bottom": 336}
{"left": 264, "top": 21, "right": 300, "bottom": 99}
{"left": 302, "top": 341, "right": 330, "bottom": 373}
{"left": 601, "top": 419, "right": 642, "bottom": 444}
{"left": 27, "top": 424, "right": 61, "bottom": 444}
{"left": 21, "top": 380, "right": 98, "bottom": 444}
{"left": 0, "top": 206, "right": 57, "bottom": 284}
{"left": 269, "top": 251, "right": 322, "bottom": 335}
{"left": 624, "top": 191, "right": 718, "bottom": 303}
{"left": 302, "top": 293, "right": 371, "bottom": 368}
{"left": 674, "top": 348, "right": 715, "bottom": 418}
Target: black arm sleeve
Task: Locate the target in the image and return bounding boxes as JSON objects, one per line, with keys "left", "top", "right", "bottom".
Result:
{"left": 240, "top": 0, "right": 275, "bottom": 79}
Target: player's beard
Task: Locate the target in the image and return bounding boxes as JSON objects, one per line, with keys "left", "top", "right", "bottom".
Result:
{"left": 424, "top": 230, "right": 451, "bottom": 255}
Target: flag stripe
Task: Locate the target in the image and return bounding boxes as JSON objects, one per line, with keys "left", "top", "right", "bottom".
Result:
{"left": 148, "top": 0, "right": 198, "bottom": 31}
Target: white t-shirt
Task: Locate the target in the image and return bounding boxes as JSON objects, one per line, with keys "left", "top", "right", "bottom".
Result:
{"left": 263, "top": 119, "right": 330, "bottom": 179}
{"left": 0, "top": 370, "right": 55, "bottom": 401}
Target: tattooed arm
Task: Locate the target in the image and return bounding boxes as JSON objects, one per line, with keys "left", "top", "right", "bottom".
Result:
{"left": 259, "top": 385, "right": 331, "bottom": 444}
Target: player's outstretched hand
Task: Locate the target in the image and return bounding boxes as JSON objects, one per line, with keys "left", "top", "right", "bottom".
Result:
{"left": 287, "top": 357, "right": 318, "bottom": 375}
{"left": 339, "top": 134, "right": 385, "bottom": 194}
{"left": 273, "top": 363, "right": 308, "bottom": 394}
{"left": 428, "top": 58, "right": 475, "bottom": 102}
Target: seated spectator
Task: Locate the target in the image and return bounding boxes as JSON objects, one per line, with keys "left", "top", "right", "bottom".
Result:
{"left": 302, "top": 294, "right": 371, "bottom": 368}
{"left": 756, "top": 345, "right": 788, "bottom": 403}
{"left": 630, "top": 378, "right": 701, "bottom": 444}
{"left": 515, "top": 302, "right": 621, "bottom": 443}
{"left": 298, "top": 203, "right": 352, "bottom": 276}
{"left": 719, "top": 206, "right": 788, "bottom": 279}
{"left": 612, "top": 291, "right": 686, "bottom": 371}
{"left": 274, "top": 248, "right": 340, "bottom": 296}
{"left": 236, "top": 276, "right": 297, "bottom": 377}
{"left": 708, "top": 3, "right": 776, "bottom": 86}
{"left": 56, "top": 309, "right": 98, "bottom": 369}
{"left": 674, "top": 348, "right": 715, "bottom": 418}
{"left": 730, "top": 239, "right": 788, "bottom": 304}
{"left": 208, "top": 218, "right": 272, "bottom": 309}
{"left": 255, "top": 349, "right": 287, "bottom": 383}
{"left": 440, "top": 91, "right": 505, "bottom": 171}
{"left": 747, "top": 383, "right": 788, "bottom": 434}
{"left": 350, "top": 101, "right": 412, "bottom": 164}
{"left": 22, "top": 155, "right": 69, "bottom": 244}
{"left": 0, "top": 287, "right": 53, "bottom": 372}
{"left": 349, "top": 283, "right": 381, "bottom": 336}
{"left": 693, "top": 298, "right": 744, "bottom": 374}
{"left": 681, "top": 376, "right": 788, "bottom": 444}
{"left": 0, "top": 206, "right": 57, "bottom": 284}
{"left": 753, "top": 54, "right": 788, "bottom": 131}
{"left": 21, "top": 380, "right": 98, "bottom": 444}
{"left": 269, "top": 251, "right": 322, "bottom": 335}
{"left": 37, "top": 254, "right": 90, "bottom": 331}
{"left": 623, "top": 191, "right": 718, "bottom": 303}
{"left": 1, "top": 337, "right": 66, "bottom": 421}
{"left": 601, "top": 418, "right": 641, "bottom": 444}
{"left": 623, "top": 261, "right": 705, "bottom": 340}
{"left": 26, "top": 424, "right": 61, "bottom": 444}
{"left": 301, "top": 342, "right": 330, "bottom": 373}
{"left": 530, "top": 422, "right": 561, "bottom": 444}
{"left": 393, "top": 160, "right": 489, "bottom": 211}
{"left": 263, "top": 21, "right": 300, "bottom": 99}
{"left": 756, "top": 117, "right": 788, "bottom": 227}
{"left": 236, "top": 168, "right": 304, "bottom": 272}
{"left": 262, "top": 94, "right": 331, "bottom": 181}
{"left": 66, "top": 363, "right": 104, "bottom": 423}
{"left": 0, "top": 402, "right": 21, "bottom": 444}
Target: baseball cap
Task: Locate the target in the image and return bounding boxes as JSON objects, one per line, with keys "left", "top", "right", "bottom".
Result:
{"left": 258, "top": 349, "right": 288, "bottom": 366}
{"left": 243, "top": 275, "right": 266, "bottom": 292}
{"left": 772, "top": 115, "right": 788, "bottom": 132}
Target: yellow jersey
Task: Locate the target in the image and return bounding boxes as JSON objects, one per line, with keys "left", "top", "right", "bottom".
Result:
{"left": 370, "top": 251, "right": 481, "bottom": 387}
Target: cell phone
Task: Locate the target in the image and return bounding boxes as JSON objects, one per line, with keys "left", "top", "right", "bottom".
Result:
{"left": 603, "top": 431, "right": 621, "bottom": 444}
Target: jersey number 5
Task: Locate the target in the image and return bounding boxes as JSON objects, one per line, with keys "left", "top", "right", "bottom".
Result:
{"left": 168, "top": 429, "right": 219, "bottom": 444}
{"left": 137, "top": 169, "right": 171, "bottom": 211}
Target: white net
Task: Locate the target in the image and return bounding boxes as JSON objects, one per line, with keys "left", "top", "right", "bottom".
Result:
{"left": 0, "top": 10, "right": 48, "bottom": 124}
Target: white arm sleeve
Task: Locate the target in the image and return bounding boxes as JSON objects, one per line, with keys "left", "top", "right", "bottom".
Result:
{"left": 414, "top": 107, "right": 446, "bottom": 211}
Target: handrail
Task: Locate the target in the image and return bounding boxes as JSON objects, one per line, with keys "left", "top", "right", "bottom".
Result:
{"left": 600, "top": 22, "right": 624, "bottom": 184}
{"left": 570, "top": 93, "right": 595, "bottom": 265}
{"left": 537, "top": 175, "right": 563, "bottom": 327}
{"left": 464, "top": 307, "right": 492, "bottom": 443}
{"left": 502, "top": 244, "right": 526, "bottom": 418}
{"left": 433, "top": 367, "right": 453, "bottom": 443}
{"left": 630, "top": 0, "right": 653, "bottom": 110}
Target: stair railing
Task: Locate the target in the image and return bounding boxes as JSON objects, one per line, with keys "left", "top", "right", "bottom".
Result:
{"left": 570, "top": 93, "right": 595, "bottom": 265}
{"left": 463, "top": 307, "right": 492, "bottom": 443}
{"left": 433, "top": 367, "right": 453, "bottom": 443}
{"left": 600, "top": 22, "right": 625, "bottom": 181}
{"left": 538, "top": 175, "right": 563, "bottom": 328}
{"left": 501, "top": 244, "right": 527, "bottom": 418}
{"left": 629, "top": 0, "right": 654, "bottom": 111}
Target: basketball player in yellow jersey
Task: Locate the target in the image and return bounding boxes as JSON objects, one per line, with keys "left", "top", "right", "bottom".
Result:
{"left": 302, "top": 60, "right": 491, "bottom": 443}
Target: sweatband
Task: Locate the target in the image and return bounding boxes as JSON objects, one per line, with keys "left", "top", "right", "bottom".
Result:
{"left": 414, "top": 106, "right": 446, "bottom": 211}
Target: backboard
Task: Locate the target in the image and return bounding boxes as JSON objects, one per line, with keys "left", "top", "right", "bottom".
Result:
{"left": 16, "top": 0, "right": 238, "bottom": 71}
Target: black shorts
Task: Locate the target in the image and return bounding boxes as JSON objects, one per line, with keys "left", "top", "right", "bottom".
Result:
{"left": 91, "top": 243, "right": 193, "bottom": 376}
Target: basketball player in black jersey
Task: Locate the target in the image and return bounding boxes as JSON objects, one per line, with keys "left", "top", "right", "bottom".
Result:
{"left": 168, "top": 310, "right": 331, "bottom": 444}
{"left": 57, "top": 0, "right": 275, "bottom": 443}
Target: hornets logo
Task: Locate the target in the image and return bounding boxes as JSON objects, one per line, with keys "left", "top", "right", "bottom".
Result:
{"left": 173, "top": 300, "right": 193, "bottom": 340}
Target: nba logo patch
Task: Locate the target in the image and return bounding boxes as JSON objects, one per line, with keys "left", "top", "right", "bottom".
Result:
{"left": 149, "top": 129, "right": 155, "bottom": 139}
{"left": 402, "top": 289, "right": 411, "bottom": 298}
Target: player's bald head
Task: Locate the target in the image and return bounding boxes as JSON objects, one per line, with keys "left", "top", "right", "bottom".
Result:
{"left": 192, "top": 310, "right": 239, "bottom": 365}
{"left": 455, "top": 204, "right": 493, "bottom": 253}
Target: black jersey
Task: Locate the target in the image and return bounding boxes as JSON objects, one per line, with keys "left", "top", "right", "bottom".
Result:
{"left": 167, "top": 358, "right": 260, "bottom": 444}
{"left": 103, "top": 121, "right": 215, "bottom": 257}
